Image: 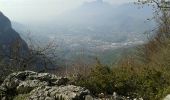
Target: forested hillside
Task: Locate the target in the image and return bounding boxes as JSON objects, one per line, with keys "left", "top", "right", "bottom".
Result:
{"left": 0, "top": 0, "right": 170, "bottom": 100}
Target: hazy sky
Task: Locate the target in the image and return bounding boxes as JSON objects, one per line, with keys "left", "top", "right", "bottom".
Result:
{"left": 0, "top": 0, "right": 134, "bottom": 23}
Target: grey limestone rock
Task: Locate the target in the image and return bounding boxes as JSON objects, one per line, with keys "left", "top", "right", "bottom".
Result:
{"left": 0, "top": 71, "right": 91, "bottom": 100}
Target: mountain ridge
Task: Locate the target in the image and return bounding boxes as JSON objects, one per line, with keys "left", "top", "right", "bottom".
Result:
{"left": 0, "top": 11, "right": 29, "bottom": 55}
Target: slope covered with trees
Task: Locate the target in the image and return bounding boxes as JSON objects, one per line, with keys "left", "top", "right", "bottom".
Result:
{"left": 0, "top": 12, "right": 60, "bottom": 83}
{"left": 71, "top": 0, "right": 170, "bottom": 100}
{"left": 0, "top": 0, "right": 170, "bottom": 100}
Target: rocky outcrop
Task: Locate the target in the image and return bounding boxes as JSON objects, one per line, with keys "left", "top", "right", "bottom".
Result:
{"left": 0, "top": 71, "right": 147, "bottom": 100}
{"left": 0, "top": 71, "right": 90, "bottom": 100}
{"left": 28, "top": 85, "right": 89, "bottom": 100}
{"left": 164, "top": 95, "right": 170, "bottom": 100}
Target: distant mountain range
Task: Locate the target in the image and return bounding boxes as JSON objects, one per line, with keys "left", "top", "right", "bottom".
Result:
{"left": 13, "top": 1, "right": 154, "bottom": 41}
{"left": 12, "top": 1, "right": 155, "bottom": 64}
{"left": 54, "top": 1, "right": 153, "bottom": 33}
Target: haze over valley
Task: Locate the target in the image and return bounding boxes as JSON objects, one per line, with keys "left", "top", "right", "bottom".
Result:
{"left": 7, "top": 0, "right": 154, "bottom": 64}
{"left": 1, "top": 0, "right": 170, "bottom": 99}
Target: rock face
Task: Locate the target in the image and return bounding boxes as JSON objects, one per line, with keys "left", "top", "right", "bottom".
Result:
{"left": 0, "top": 71, "right": 90, "bottom": 100}
{"left": 28, "top": 85, "right": 89, "bottom": 100}
{"left": 0, "top": 11, "right": 28, "bottom": 55}
{"left": 164, "top": 95, "right": 170, "bottom": 100}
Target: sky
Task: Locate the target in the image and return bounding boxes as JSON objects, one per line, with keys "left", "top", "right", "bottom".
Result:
{"left": 0, "top": 0, "right": 134, "bottom": 23}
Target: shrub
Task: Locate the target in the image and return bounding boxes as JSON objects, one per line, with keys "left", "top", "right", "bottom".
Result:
{"left": 13, "top": 94, "right": 30, "bottom": 100}
{"left": 75, "top": 44, "right": 170, "bottom": 99}
{"left": 75, "top": 59, "right": 113, "bottom": 95}
{"left": 112, "top": 64, "right": 170, "bottom": 100}
{"left": 0, "top": 90, "right": 5, "bottom": 100}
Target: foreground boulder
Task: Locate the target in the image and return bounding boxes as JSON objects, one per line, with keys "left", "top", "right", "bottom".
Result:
{"left": 28, "top": 85, "right": 89, "bottom": 100}
{"left": 0, "top": 71, "right": 90, "bottom": 100}
{"left": 164, "top": 95, "right": 170, "bottom": 100}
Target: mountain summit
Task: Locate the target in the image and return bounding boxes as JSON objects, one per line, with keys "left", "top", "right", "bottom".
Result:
{"left": 0, "top": 12, "right": 11, "bottom": 31}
